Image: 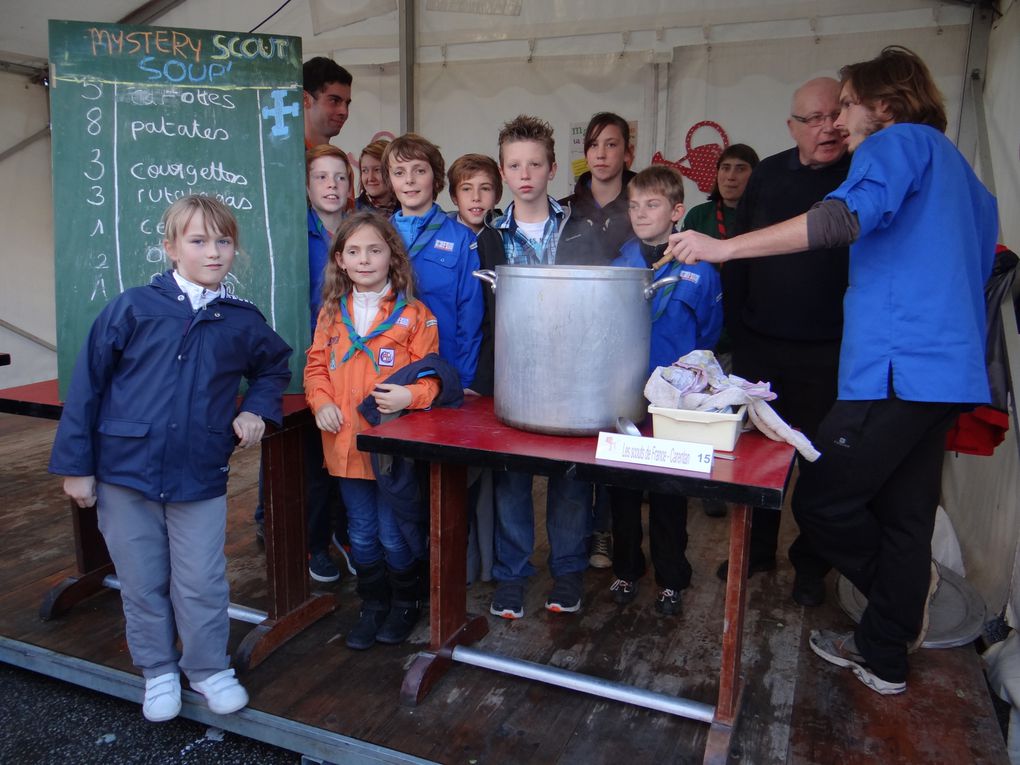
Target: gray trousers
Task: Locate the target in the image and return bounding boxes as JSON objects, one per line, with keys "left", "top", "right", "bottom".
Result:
{"left": 96, "top": 482, "right": 230, "bottom": 682}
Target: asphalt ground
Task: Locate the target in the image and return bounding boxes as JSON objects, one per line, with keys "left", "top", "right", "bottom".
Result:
{"left": 0, "top": 662, "right": 303, "bottom": 764}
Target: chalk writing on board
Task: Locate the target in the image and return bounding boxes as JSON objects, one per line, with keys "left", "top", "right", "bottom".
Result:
{"left": 50, "top": 20, "right": 309, "bottom": 397}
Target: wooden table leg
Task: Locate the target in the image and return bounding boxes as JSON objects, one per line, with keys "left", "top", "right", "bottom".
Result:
{"left": 236, "top": 414, "right": 336, "bottom": 672}
{"left": 40, "top": 500, "right": 115, "bottom": 620}
{"left": 704, "top": 502, "right": 752, "bottom": 764}
{"left": 401, "top": 461, "right": 488, "bottom": 706}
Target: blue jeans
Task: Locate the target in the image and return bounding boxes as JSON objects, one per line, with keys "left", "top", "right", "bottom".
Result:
{"left": 492, "top": 471, "right": 592, "bottom": 582}
{"left": 339, "top": 478, "right": 415, "bottom": 571}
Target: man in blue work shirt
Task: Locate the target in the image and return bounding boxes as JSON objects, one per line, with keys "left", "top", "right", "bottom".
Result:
{"left": 667, "top": 46, "right": 998, "bottom": 696}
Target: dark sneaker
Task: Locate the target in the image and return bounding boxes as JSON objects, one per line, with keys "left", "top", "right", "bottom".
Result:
{"left": 655, "top": 588, "right": 682, "bottom": 616}
{"left": 792, "top": 573, "right": 827, "bottom": 607}
{"left": 254, "top": 519, "right": 265, "bottom": 548}
{"left": 609, "top": 578, "right": 638, "bottom": 605}
{"left": 332, "top": 533, "right": 357, "bottom": 576}
{"left": 309, "top": 550, "right": 340, "bottom": 583}
{"left": 545, "top": 572, "right": 583, "bottom": 614}
{"left": 588, "top": 531, "right": 613, "bottom": 569}
{"left": 715, "top": 557, "right": 777, "bottom": 582}
{"left": 809, "top": 629, "right": 906, "bottom": 696}
{"left": 809, "top": 629, "right": 865, "bottom": 669}
{"left": 490, "top": 581, "right": 525, "bottom": 619}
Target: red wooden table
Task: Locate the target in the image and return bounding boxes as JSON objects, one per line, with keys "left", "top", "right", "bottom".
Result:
{"left": 358, "top": 396, "right": 795, "bottom": 765}
{"left": 0, "top": 382, "right": 334, "bottom": 671}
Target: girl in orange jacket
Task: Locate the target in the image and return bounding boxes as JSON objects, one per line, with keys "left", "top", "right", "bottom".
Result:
{"left": 304, "top": 211, "right": 439, "bottom": 649}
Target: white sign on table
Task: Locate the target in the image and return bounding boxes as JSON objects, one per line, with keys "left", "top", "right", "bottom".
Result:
{"left": 595, "top": 431, "right": 714, "bottom": 474}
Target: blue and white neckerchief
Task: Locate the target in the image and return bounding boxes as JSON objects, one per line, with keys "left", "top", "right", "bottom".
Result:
{"left": 334, "top": 292, "right": 408, "bottom": 373}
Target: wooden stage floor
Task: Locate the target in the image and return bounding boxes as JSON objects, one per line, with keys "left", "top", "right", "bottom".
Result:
{"left": 0, "top": 412, "right": 1008, "bottom": 764}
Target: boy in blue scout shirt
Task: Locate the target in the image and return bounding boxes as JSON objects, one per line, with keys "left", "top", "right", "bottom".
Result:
{"left": 607, "top": 165, "right": 722, "bottom": 616}
{"left": 382, "top": 133, "right": 483, "bottom": 391}
{"left": 49, "top": 196, "right": 292, "bottom": 723}
{"left": 478, "top": 115, "right": 594, "bottom": 619}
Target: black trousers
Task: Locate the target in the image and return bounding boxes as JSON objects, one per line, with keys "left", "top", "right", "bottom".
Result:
{"left": 792, "top": 398, "right": 959, "bottom": 682}
{"left": 609, "top": 488, "right": 692, "bottom": 591}
{"left": 731, "top": 330, "right": 839, "bottom": 578}
{"left": 304, "top": 424, "right": 347, "bottom": 555}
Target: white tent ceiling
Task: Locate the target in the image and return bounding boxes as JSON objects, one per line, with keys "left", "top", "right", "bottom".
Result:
{"left": 0, "top": 0, "right": 980, "bottom": 68}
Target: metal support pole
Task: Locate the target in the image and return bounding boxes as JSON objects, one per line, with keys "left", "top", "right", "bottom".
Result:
{"left": 398, "top": 0, "right": 416, "bottom": 134}
{"left": 0, "top": 125, "right": 50, "bottom": 166}
{"left": 451, "top": 645, "right": 716, "bottom": 722}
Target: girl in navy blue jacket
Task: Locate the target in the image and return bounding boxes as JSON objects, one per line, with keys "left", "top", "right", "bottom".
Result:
{"left": 49, "top": 196, "right": 292, "bottom": 723}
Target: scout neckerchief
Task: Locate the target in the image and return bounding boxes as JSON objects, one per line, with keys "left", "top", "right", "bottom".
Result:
{"left": 644, "top": 239, "right": 680, "bottom": 322}
{"left": 405, "top": 204, "right": 444, "bottom": 260}
{"left": 335, "top": 291, "right": 408, "bottom": 373}
{"left": 714, "top": 200, "right": 730, "bottom": 239}
{"left": 311, "top": 209, "right": 334, "bottom": 243}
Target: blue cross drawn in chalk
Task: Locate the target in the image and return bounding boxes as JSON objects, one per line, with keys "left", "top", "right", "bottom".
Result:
{"left": 262, "top": 89, "right": 300, "bottom": 137}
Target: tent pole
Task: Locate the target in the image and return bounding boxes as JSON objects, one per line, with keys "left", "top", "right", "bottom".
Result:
{"left": 398, "top": 0, "right": 416, "bottom": 134}
{"left": 957, "top": 4, "right": 996, "bottom": 197}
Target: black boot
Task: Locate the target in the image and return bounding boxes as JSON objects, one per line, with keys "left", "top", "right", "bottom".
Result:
{"left": 375, "top": 562, "right": 422, "bottom": 645}
{"left": 346, "top": 561, "right": 390, "bottom": 650}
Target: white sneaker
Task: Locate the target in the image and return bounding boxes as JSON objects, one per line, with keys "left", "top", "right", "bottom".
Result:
{"left": 191, "top": 668, "right": 249, "bottom": 715}
{"left": 142, "top": 672, "right": 181, "bottom": 722}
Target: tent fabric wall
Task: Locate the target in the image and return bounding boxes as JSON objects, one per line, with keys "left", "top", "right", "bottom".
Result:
{"left": 339, "top": 27, "right": 973, "bottom": 211}
{"left": 986, "top": 1, "right": 1020, "bottom": 250}
{"left": 943, "top": 429, "right": 1020, "bottom": 618}
{"left": 418, "top": 53, "right": 652, "bottom": 204}
{"left": 0, "top": 71, "right": 56, "bottom": 388}
{"left": 664, "top": 26, "right": 970, "bottom": 207}
{"left": 940, "top": 1, "right": 1020, "bottom": 624}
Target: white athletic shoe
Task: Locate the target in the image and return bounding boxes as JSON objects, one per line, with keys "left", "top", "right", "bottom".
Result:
{"left": 142, "top": 672, "right": 181, "bottom": 722}
{"left": 191, "top": 668, "right": 249, "bottom": 715}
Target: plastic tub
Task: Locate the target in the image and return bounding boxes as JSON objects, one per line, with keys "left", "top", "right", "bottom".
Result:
{"left": 647, "top": 405, "right": 748, "bottom": 451}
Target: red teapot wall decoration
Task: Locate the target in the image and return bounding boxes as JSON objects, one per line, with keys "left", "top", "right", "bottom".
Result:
{"left": 651, "top": 120, "right": 730, "bottom": 193}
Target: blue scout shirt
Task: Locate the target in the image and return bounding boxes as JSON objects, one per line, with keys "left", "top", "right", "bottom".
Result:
{"left": 308, "top": 207, "right": 332, "bottom": 333}
{"left": 613, "top": 238, "right": 723, "bottom": 375}
{"left": 826, "top": 123, "right": 998, "bottom": 404}
{"left": 392, "top": 203, "right": 483, "bottom": 388}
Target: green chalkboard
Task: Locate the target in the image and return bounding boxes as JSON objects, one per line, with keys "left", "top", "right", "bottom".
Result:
{"left": 49, "top": 19, "right": 309, "bottom": 397}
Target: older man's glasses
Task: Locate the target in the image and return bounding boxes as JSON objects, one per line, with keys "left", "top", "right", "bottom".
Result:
{"left": 790, "top": 111, "right": 841, "bottom": 127}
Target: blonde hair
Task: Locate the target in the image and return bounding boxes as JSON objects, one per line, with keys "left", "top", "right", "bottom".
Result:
{"left": 319, "top": 212, "right": 417, "bottom": 323}
{"left": 162, "top": 195, "right": 239, "bottom": 263}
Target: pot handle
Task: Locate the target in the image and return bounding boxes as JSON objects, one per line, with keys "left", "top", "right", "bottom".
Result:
{"left": 644, "top": 275, "right": 680, "bottom": 300}
{"left": 473, "top": 269, "right": 498, "bottom": 293}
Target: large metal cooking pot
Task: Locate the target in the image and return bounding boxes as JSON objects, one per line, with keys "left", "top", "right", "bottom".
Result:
{"left": 474, "top": 264, "right": 679, "bottom": 436}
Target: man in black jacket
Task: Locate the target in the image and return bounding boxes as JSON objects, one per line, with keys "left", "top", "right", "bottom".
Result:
{"left": 717, "top": 77, "right": 850, "bottom": 606}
